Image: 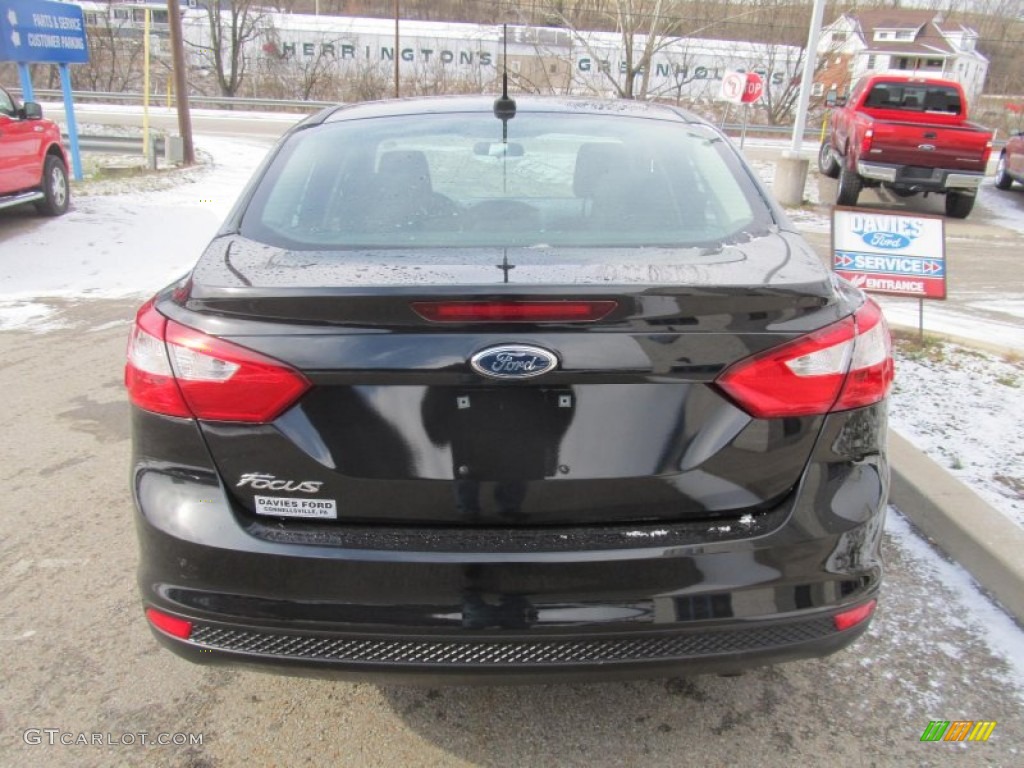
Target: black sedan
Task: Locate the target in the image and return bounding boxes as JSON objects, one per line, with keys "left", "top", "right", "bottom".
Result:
{"left": 126, "top": 95, "right": 893, "bottom": 682}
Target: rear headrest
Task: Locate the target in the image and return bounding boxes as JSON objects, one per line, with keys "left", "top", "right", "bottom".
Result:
{"left": 573, "top": 143, "right": 629, "bottom": 198}
{"left": 376, "top": 150, "right": 432, "bottom": 193}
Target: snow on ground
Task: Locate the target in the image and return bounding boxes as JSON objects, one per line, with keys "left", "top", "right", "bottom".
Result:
{"left": 878, "top": 296, "right": 1024, "bottom": 352}
{"left": 749, "top": 158, "right": 830, "bottom": 233}
{"left": 889, "top": 337, "right": 1024, "bottom": 529}
{"left": 979, "top": 178, "right": 1024, "bottom": 236}
{"left": 0, "top": 135, "right": 270, "bottom": 330}
{"left": 882, "top": 510, "right": 1024, "bottom": 704}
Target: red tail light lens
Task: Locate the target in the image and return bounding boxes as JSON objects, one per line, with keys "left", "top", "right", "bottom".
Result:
{"left": 715, "top": 299, "right": 893, "bottom": 418}
{"left": 125, "top": 300, "right": 310, "bottom": 423}
{"left": 411, "top": 300, "right": 617, "bottom": 323}
{"left": 834, "top": 599, "right": 877, "bottom": 631}
{"left": 861, "top": 128, "right": 874, "bottom": 155}
{"left": 145, "top": 607, "right": 193, "bottom": 639}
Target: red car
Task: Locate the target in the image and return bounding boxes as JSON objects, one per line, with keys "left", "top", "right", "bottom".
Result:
{"left": 995, "top": 130, "right": 1024, "bottom": 190}
{"left": 0, "top": 85, "right": 69, "bottom": 216}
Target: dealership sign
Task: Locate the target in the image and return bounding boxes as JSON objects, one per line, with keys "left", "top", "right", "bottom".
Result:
{"left": 0, "top": 0, "right": 88, "bottom": 64}
{"left": 832, "top": 208, "right": 946, "bottom": 299}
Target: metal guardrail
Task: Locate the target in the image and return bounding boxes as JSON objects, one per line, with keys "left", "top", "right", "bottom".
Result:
{"left": 72, "top": 135, "right": 166, "bottom": 154}
{"left": 17, "top": 88, "right": 336, "bottom": 112}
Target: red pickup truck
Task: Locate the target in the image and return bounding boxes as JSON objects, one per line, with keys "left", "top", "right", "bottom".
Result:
{"left": 0, "top": 85, "right": 70, "bottom": 217}
{"left": 819, "top": 74, "right": 993, "bottom": 218}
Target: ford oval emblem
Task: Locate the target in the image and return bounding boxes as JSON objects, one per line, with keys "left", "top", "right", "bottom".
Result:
{"left": 860, "top": 231, "right": 912, "bottom": 250}
{"left": 470, "top": 344, "right": 558, "bottom": 380}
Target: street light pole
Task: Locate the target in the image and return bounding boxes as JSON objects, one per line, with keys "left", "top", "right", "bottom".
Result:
{"left": 790, "top": 0, "right": 827, "bottom": 155}
{"left": 773, "top": 0, "right": 827, "bottom": 206}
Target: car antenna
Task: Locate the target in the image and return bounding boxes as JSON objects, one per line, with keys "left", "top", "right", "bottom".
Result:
{"left": 493, "top": 23, "right": 516, "bottom": 125}
{"left": 493, "top": 23, "right": 516, "bottom": 195}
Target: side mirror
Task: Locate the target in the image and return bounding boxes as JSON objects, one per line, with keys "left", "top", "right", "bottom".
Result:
{"left": 21, "top": 101, "right": 43, "bottom": 120}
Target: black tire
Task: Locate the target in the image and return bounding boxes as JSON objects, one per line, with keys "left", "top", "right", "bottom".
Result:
{"left": 34, "top": 155, "right": 70, "bottom": 217}
{"left": 818, "top": 140, "right": 840, "bottom": 178}
{"left": 836, "top": 163, "right": 862, "bottom": 207}
{"left": 944, "top": 191, "right": 976, "bottom": 219}
{"left": 994, "top": 153, "right": 1013, "bottom": 190}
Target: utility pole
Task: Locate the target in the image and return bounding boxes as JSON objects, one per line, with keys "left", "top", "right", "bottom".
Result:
{"left": 167, "top": 0, "right": 195, "bottom": 165}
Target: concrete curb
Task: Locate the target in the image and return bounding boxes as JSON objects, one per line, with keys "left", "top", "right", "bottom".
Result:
{"left": 889, "top": 430, "right": 1024, "bottom": 625}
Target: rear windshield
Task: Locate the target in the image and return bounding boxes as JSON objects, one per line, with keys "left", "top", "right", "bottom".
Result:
{"left": 862, "top": 82, "right": 962, "bottom": 115}
{"left": 240, "top": 111, "right": 773, "bottom": 249}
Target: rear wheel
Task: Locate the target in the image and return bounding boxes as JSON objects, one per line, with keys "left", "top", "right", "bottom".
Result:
{"left": 34, "top": 155, "right": 69, "bottom": 217}
{"left": 944, "top": 191, "right": 976, "bottom": 219}
{"left": 994, "top": 153, "right": 1013, "bottom": 190}
{"left": 836, "top": 164, "right": 861, "bottom": 207}
{"left": 818, "top": 140, "right": 840, "bottom": 178}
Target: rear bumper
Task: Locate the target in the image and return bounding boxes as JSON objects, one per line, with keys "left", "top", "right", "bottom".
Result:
{"left": 856, "top": 161, "right": 984, "bottom": 191}
{"left": 148, "top": 611, "right": 872, "bottom": 684}
{"left": 133, "top": 405, "right": 889, "bottom": 682}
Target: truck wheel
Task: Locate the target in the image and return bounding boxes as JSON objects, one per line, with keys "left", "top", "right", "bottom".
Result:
{"left": 34, "top": 155, "right": 70, "bottom": 217}
{"left": 944, "top": 191, "right": 976, "bottom": 219}
{"left": 836, "top": 164, "right": 861, "bottom": 207}
{"left": 818, "top": 140, "right": 840, "bottom": 178}
{"left": 994, "top": 153, "right": 1013, "bottom": 190}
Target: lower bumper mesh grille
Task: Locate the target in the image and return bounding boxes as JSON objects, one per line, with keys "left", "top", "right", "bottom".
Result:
{"left": 190, "top": 618, "right": 836, "bottom": 666}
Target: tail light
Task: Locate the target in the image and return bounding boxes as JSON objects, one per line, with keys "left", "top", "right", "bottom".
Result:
{"left": 860, "top": 128, "right": 874, "bottom": 155}
{"left": 125, "top": 300, "right": 310, "bottom": 423}
{"left": 715, "top": 299, "right": 893, "bottom": 419}
{"left": 982, "top": 139, "right": 993, "bottom": 166}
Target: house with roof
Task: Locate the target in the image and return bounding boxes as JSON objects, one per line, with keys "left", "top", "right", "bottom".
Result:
{"left": 818, "top": 9, "right": 988, "bottom": 102}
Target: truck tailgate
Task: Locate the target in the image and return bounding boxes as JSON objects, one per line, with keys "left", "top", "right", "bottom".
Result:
{"left": 865, "top": 120, "right": 991, "bottom": 171}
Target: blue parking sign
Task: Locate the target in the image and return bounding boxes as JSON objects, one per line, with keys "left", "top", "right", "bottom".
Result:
{"left": 0, "top": 0, "right": 89, "bottom": 64}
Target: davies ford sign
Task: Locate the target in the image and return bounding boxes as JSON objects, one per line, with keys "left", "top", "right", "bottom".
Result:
{"left": 0, "top": 0, "right": 88, "bottom": 64}
{"left": 831, "top": 208, "right": 946, "bottom": 299}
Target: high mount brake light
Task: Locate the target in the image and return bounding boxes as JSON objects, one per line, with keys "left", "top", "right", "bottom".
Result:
{"left": 411, "top": 300, "right": 617, "bottom": 323}
{"left": 125, "top": 300, "right": 310, "bottom": 423}
{"left": 715, "top": 300, "right": 893, "bottom": 419}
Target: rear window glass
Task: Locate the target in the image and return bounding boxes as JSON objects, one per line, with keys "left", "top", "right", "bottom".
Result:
{"left": 241, "top": 111, "right": 772, "bottom": 250}
{"left": 863, "top": 82, "right": 962, "bottom": 115}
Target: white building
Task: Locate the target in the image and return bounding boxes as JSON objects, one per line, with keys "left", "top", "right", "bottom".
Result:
{"left": 819, "top": 9, "right": 988, "bottom": 103}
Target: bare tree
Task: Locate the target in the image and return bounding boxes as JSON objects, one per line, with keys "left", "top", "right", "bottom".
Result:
{"left": 542, "top": 0, "right": 689, "bottom": 99}
{"left": 74, "top": 3, "right": 146, "bottom": 93}
{"left": 258, "top": 24, "right": 345, "bottom": 100}
{"left": 201, "top": 0, "right": 267, "bottom": 96}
